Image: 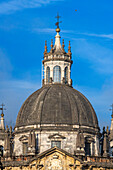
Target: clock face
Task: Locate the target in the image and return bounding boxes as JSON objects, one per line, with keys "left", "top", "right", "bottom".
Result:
{"left": 45, "top": 155, "right": 63, "bottom": 170}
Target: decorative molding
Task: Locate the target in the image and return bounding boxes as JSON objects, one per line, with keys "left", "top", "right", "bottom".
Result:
{"left": 19, "top": 135, "right": 28, "bottom": 142}
{"left": 48, "top": 133, "right": 66, "bottom": 139}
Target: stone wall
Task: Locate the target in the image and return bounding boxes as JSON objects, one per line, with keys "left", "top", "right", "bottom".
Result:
{"left": 14, "top": 129, "right": 99, "bottom": 156}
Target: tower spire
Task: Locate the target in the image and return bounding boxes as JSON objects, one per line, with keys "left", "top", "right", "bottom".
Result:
{"left": 50, "top": 39, "right": 53, "bottom": 53}
{"left": 62, "top": 39, "right": 65, "bottom": 53}
{"left": 68, "top": 41, "right": 72, "bottom": 58}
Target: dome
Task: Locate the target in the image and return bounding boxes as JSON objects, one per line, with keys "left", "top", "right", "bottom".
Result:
{"left": 16, "top": 84, "right": 99, "bottom": 130}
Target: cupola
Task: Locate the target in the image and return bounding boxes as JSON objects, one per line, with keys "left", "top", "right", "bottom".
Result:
{"left": 42, "top": 14, "right": 73, "bottom": 86}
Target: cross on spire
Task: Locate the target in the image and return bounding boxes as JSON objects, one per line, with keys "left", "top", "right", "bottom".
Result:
{"left": 55, "top": 13, "right": 62, "bottom": 29}
{"left": 0, "top": 103, "right": 6, "bottom": 117}
{"left": 110, "top": 104, "right": 113, "bottom": 118}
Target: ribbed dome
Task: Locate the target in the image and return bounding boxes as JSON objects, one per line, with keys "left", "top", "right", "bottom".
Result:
{"left": 16, "top": 84, "right": 99, "bottom": 130}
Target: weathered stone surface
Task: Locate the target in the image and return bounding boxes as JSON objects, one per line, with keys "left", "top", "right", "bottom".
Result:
{"left": 16, "top": 84, "right": 99, "bottom": 130}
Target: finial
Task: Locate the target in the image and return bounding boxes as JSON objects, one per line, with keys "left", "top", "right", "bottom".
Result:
{"left": 55, "top": 13, "right": 62, "bottom": 33}
{"left": 106, "top": 126, "right": 109, "bottom": 134}
{"left": 50, "top": 39, "right": 53, "bottom": 52}
{"left": 0, "top": 103, "right": 6, "bottom": 117}
{"left": 62, "top": 39, "right": 65, "bottom": 52}
{"left": 44, "top": 40, "right": 47, "bottom": 57}
{"left": 6, "top": 125, "right": 9, "bottom": 133}
{"left": 68, "top": 41, "right": 72, "bottom": 57}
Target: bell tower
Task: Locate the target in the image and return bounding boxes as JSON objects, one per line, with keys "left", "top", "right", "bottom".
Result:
{"left": 42, "top": 14, "right": 73, "bottom": 86}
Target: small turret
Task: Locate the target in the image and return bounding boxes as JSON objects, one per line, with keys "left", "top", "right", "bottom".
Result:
{"left": 42, "top": 14, "right": 73, "bottom": 86}
{"left": 68, "top": 41, "right": 72, "bottom": 58}
{"left": 62, "top": 39, "right": 65, "bottom": 53}
{"left": 44, "top": 40, "right": 47, "bottom": 57}
{"left": 50, "top": 39, "right": 53, "bottom": 53}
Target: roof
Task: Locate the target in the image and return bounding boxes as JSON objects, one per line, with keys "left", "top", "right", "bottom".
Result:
{"left": 16, "top": 84, "right": 99, "bottom": 131}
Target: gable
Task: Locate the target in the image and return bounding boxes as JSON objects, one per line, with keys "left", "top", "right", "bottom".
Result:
{"left": 29, "top": 147, "right": 82, "bottom": 170}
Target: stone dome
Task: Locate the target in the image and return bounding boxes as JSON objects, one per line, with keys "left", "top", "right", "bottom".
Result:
{"left": 16, "top": 84, "right": 99, "bottom": 131}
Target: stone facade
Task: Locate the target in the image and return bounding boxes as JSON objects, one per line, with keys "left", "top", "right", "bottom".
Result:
{"left": 13, "top": 128, "right": 100, "bottom": 157}
{"left": 2, "top": 147, "right": 113, "bottom": 170}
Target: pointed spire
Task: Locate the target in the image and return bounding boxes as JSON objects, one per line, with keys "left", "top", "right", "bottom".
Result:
{"left": 50, "top": 39, "right": 53, "bottom": 53}
{"left": 54, "top": 32, "right": 62, "bottom": 51}
{"left": 44, "top": 40, "right": 47, "bottom": 57}
{"left": 106, "top": 126, "right": 109, "bottom": 135}
{"left": 0, "top": 115, "right": 5, "bottom": 130}
{"left": 68, "top": 41, "right": 72, "bottom": 57}
{"left": 62, "top": 39, "right": 65, "bottom": 53}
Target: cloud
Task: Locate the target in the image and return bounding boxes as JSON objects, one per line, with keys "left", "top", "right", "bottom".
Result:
{"left": 0, "top": 79, "right": 40, "bottom": 126}
{"left": 33, "top": 28, "right": 113, "bottom": 41}
{"left": 74, "top": 78, "right": 113, "bottom": 130}
{"left": 0, "top": 0, "right": 63, "bottom": 15}
{"left": 0, "top": 49, "right": 13, "bottom": 80}
{"left": 33, "top": 28, "right": 70, "bottom": 34}
{"left": 61, "top": 30, "right": 113, "bottom": 40}
{"left": 0, "top": 80, "right": 40, "bottom": 90}
{"left": 74, "top": 40, "right": 113, "bottom": 74}
{"left": 79, "top": 33, "right": 113, "bottom": 40}
{"left": 33, "top": 28, "right": 55, "bottom": 34}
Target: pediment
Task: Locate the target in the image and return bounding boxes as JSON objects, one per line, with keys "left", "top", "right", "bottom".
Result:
{"left": 29, "top": 147, "right": 83, "bottom": 169}
{"left": 19, "top": 135, "right": 28, "bottom": 141}
{"left": 48, "top": 133, "right": 65, "bottom": 139}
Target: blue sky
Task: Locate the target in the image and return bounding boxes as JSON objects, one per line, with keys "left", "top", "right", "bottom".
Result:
{"left": 0, "top": 0, "right": 113, "bottom": 130}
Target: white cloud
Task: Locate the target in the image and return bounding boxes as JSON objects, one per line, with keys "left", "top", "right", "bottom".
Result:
{"left": 33, "top": 28, "right": 70, "bottom": 34}
{"left": 0, "top": 0, "right": 63, "bottom": 14}
{"left": 33, "top": 28, "right": 55, "bottom": 33}
{"left": 74, "top": 40, "right": 113, "bottom": 74}
{"left": 79, "top": 33, "right": 113, "bottom": 40}
{"left": 0, "top": 49, "right": 13, "bottom": 80}
{"left": 0, "top": 80, "right": 40, "bottom": 90}
{"left": 0, "top": 79, "right": 40, "bottom": 127}
{"left": 61, "top": 30, "right": 113, "bottom": 40}
{"left": 74, "top": 78, "right": 113, "bottom": 129}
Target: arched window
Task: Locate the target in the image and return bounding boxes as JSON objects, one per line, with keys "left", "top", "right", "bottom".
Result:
{"left": 46, "top": 66, "right": 50, "bottom": 83}
{"left": 64, "top": 67, "right": 68, "bottom": 84}
{"left": 53, "top": 66, "right": 61, "bottom": 83}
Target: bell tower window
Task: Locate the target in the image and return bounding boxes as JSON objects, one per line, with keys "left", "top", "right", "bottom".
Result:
{"left": 53, "top": 66, "right": 61, "bottom": 83}
{"left": 46, "top": 66, "right": 50, "bottom": 83}
{"left": 64, "top": 67, "right": 68, "bottom": 84}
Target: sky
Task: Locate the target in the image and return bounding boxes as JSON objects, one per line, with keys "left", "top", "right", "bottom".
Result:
{"left": 0, "top": 0, "right": 113, "bottom": 130}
